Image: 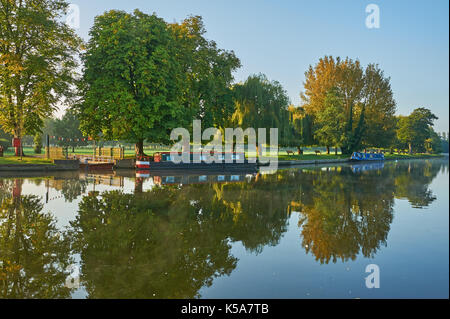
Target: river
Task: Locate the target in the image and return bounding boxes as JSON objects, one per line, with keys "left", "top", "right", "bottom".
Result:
{"left": 0, "top": 158, "right": 448, "bottom": 299}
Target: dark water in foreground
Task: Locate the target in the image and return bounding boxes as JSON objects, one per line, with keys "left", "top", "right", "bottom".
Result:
{"left": 0, "top": 158, "right": 448, "bottom": 299}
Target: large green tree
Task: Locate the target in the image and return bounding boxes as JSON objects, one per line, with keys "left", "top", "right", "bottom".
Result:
{"left": 397, "top": 107, "right": 438, "bottom": 154}
{"left": 426, "top": 129, "right": 443, "bottom": 154}
{"left": 77, "top": 11, "right": 240, "bottom": 156}
{"left": 0, "top": 0, "right": 81, "bottom": 156}
{"left": 314, "top": 88, "right": 346, "bottom": 154}
{"left": 361, "top": 64, "right": 397, "bottom": 148}
{"left": 170, "top": 16, "right": 241, "bottom": 130}
{"left": 77, "top": 10, "right": 184, "bottom": 156}
{"left": 53, "top": 110, "right": 87, "bottom": 152}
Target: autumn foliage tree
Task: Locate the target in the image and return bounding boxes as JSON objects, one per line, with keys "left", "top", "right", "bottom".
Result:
{"left": 301, "top": 56, "right": 397, "bottom": 154}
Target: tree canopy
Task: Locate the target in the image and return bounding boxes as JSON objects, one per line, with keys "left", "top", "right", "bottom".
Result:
{"left": 76, "top": 10, "right": 183, "bottom": 156}
{"left": 170, "top": 16, "right": 241, "bottom": 130}
{"left": 0, "top": 0, "right": 81, "bottom": 154}
{"left": 76, "top": 11, "right": 241, "bottom": 156}
{"left": 231, "top": 74, "right": 291, "bottom": 145}
{"left": 53, "top": 110, "right": 87, "bottom": 150}
{"left": 301, "top": 56, "right": 397, "bottom": 154}
{"left": 397, "top": 107, "right": 438, "bottom": 153}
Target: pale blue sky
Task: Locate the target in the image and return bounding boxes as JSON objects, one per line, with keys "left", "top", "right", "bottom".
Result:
{"left": 69, "top": 0, "right": 449, "bottom": 132}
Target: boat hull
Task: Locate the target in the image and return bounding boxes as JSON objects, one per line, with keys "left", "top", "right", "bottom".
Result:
{"left": 137, "top": 161, "right": 258, "bottom": 171}
{"left": 80, "top": 163, "right": 114, "bottom": 171}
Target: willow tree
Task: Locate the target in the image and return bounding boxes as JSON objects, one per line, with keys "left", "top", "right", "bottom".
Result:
{"left": 232, "top": 74, "right": 291, "bottom": 145}
{"left": 0, "top": 0, "right": 81, "bottom": 156}
{"left": 286, "top": 105, "right": 313, "bottom": 154}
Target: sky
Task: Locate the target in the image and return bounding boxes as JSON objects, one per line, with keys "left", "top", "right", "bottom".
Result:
{"left": 67, "top": 0, "right": 449, "bottom": 132}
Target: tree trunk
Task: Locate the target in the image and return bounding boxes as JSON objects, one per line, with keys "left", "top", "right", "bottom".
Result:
{"left": 134, "top": 178, "right": 143, "bottom": 194}
{"left": 135, "top": 139, "right": 144, "bottom": 157}
{"left": 13, "top": 134, "right": 24, "bottom": 158}
{"left": 408, "top": 143, "right": 412, "bottom": 154}
{"left": 326, "top": 146, "right": 330, "bottom": 155}
{"left": 335, "top": 147, "right": 338, "bottom": 155}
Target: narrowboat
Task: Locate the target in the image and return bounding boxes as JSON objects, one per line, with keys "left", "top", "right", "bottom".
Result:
{"left": 135, "top": 152, "right": 258, "bottom": 171}
{"left": 78, "top": 156, "right": 114, "bottom": 171}
{"left": 350, "top": 152, "right": 385, "bottom": 162}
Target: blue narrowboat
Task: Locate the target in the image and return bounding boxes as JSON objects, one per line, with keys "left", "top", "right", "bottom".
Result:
{"left": 350, "top": 152, "right": 385, "bottom": 162}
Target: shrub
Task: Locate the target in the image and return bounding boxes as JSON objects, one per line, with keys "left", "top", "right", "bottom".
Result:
{"left": 34, "top": 134, "right": 43, "bottom": 154}
{"left": 0, "top": 138, "right": 9, "bottom": 152}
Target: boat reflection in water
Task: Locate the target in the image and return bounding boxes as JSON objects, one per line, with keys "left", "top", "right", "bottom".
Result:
{"left": 350, "top": 161, "right": 385, "bottom": 173}
{"left": 142, "top": 171, "right": 255, "bottom": 185}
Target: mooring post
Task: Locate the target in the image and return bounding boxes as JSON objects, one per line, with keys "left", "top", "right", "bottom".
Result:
{"left": 46, "top": 134, "right": 50, "bottom": 159}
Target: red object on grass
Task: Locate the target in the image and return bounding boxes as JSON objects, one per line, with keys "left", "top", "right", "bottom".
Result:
{"left": 12, "top": 138, "right": 21, "bottom": 147}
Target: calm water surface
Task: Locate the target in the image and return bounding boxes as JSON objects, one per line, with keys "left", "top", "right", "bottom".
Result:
{"left": 0, "top": 158, "right": 448, "bottom": 299}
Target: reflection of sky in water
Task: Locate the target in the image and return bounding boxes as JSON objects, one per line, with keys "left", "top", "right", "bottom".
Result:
{"left": 1, "top": 159, "right": 448, "bottom": 299}
{"left": 19, "top": 177, "right": 155, "bottom": 228}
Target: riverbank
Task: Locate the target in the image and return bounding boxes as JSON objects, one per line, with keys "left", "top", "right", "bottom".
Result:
{"left": 0, "top": 158, "right": 79, "bottom": 171}
{"left": 0, "top": 154, "right": 445, "bottom": 172}
{"left": 277, "top": 153, "right": 445, "bottom": 167}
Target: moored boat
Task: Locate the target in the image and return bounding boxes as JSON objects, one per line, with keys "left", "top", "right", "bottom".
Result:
{"left": 136, "top": 152, "right": 258, "bottom": 171}
{"left": 351, "top": 152, "right": 385, "bottom": 162}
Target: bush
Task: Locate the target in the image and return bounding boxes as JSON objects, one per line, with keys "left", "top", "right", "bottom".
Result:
{"left": 34, "top": 134, "right": 43, "bottom": 154}
{"left": 0, "top": 138, "right": 9, "bottom": 152}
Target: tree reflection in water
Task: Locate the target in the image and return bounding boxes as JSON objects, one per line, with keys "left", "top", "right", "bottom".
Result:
{"left": 0, "top": 180, "right": 74, "bottom": 298}
{"left": 295, "top": 160, "right": 444, "bottom": 264}
{"left": 69, "top": 179, "right": 293, "bottom": 298}
{"left": 0, "top": 159, "right": 446, "bottom": 298}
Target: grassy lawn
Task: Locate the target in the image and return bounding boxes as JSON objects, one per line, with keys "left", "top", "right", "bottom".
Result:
{"left": 3, "top": 147, "right": 170, "bottom": 158}
{"left": 0, "top": 156, "right": 54, "bottom": 165}
{"left": 2, "top": 147, "right": 443, "bottom": 164}
{"left": 278, "top": 154, "right": 349, "bottom": 161}
{"left": 278, "top": 153, "right": 443, "bottom": 161}
{"left": 384, "top": 153, "right": 443, "bottom": 160}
